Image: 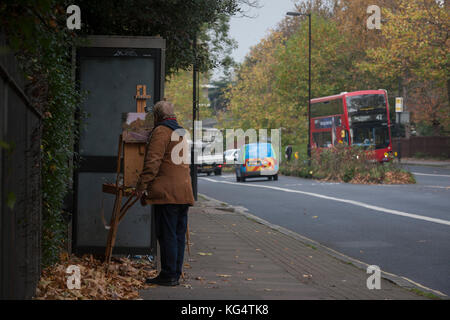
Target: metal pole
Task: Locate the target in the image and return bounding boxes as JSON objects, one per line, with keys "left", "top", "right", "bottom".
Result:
{"left": 286, "top": 11, "right": 312, "bottom": 164}
{"left": 307, "top": 13, "right": 312, "bottom": 163}
{"left": 397, "top": 112, "right": 401, "bottom": 163}
{"left": 191, "top": 34, "right": 198, "bottom": 200}
{"left": 197, "top": 71, "right": 200, "bottom": 121}
{"left": 397, "top": 78, "right": 402, "bottom": 164}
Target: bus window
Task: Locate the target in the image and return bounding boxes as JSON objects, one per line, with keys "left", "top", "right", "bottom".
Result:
{"left": 313, "top": 131, "right": 332, "bottom": 148}
{"left": 374, "top": 127, "right": 390, "bottom": 149}
{"left": 350, "top": 126, "right": 390, "bottom": 149}
{"left": 311, "top": 99, "right": 343, "bottom": 117}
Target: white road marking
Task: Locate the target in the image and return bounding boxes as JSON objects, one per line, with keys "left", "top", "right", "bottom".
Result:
{"left": 412, "top": 172, "right": 450, "bottom": 178}
{"left": 283, "top": 183, "right": 304, "bottom": 187}
{"left": 200, "top": 177, "right": 450, "bottom": 227}
{"left": 424, "top": 186, "right": 450, "bottom": 190}
{"left": 220, "top": 175, "right": 235, "bottom": 179}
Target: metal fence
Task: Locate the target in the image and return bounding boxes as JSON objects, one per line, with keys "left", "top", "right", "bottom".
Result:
{"left": 0, "top": 32, "right": 42, "bottom": 299}
{"left": 392, "top": 136, "right": 450, "bottom": 158}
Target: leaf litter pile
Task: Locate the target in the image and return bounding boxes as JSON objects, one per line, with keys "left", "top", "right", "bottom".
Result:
{"left": 35, "top": 253, "right": 157, "bottom": 300}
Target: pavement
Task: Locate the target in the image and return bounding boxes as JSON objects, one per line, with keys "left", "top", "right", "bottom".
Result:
{"left": 139, "top": 195, "right": 440, "bottom": 300}
{"left": 399, "top": 158, "right": 450, "bottom": 168}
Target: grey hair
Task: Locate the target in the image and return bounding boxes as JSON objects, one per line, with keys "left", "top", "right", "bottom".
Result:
{"left": 153, "top": 100, "right": 175, "bottom": 120}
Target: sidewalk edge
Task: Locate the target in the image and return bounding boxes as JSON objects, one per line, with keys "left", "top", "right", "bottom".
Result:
{"left": 399, "top": 159, "right": 450, "bottom": 168}
{"left": 198, "top": 193, "right": 448, "bottom": 299}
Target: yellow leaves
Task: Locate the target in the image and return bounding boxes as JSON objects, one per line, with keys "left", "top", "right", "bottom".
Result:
{"left": 197, "top": 252, "right": 213, "bottom": 256}
{"left": 365, "top": 0, "right": 448, "bottom": 83}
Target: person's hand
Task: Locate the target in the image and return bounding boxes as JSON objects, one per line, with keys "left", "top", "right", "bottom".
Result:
{"left": 140, "top": 195, "right": 147, "bottom": 207}
{"left": 135, "top": 178, "right": 144, "bottom": 197}
{"left": 133, "top": 188, "right": 146, "bottom": 199}
{"left": 138, "top": 190, "right": 148, "bottom": 206}
{"left": 134, "top": 189, "right": 143, "bottom": 197}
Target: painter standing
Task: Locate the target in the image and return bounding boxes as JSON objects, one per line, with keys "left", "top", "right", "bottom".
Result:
{"left": 135, "top": 100, "right": 195, "bottom": 286}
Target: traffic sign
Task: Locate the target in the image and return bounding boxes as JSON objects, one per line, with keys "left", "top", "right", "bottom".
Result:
{"left": 395, "top": 97, "right": 403, "bottom": 112}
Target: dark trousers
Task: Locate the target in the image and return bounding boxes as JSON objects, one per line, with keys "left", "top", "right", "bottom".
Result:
{"left": 154, "top": 204, "right": 189, "bottom": 280}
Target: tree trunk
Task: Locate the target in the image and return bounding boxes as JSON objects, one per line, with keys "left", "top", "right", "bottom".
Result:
{"left": 447, "top": 78, "right": 450, "bottom": 109}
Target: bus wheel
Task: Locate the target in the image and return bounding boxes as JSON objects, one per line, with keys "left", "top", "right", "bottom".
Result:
{"left": 273, "top": 174, "right": 278, "bottom": 181}
{"left": 236, "top": 175, "right": 240, "bottom": 182}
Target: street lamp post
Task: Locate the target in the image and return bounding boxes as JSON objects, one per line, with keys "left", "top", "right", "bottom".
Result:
{"left": 191, "top": 33, "right": 198, "bottom": 200}
{"left": 286, "top": 11, "right": 312, "bottom": 162}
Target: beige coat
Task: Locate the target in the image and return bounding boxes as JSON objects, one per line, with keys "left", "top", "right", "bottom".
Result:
{"left": 136, "top": 125, "right": 194, "bottom": 206}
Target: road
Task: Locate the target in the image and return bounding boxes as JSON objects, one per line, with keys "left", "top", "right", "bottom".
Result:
{"left": 197, "top": 165, "right": 450, "bottom": 296}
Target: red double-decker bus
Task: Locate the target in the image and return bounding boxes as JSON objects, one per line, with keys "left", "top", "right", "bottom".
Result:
{"left": 310, "top": 90, "right": 393, "bottom": 162}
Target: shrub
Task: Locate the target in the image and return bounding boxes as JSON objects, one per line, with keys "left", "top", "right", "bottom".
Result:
{"left": 280, "top": 144, "right": 415, "bottom": 184}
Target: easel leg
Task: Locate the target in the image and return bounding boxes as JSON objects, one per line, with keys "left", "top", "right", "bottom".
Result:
{"left": 105, "top": 189, "right": 123, "bottom": 264}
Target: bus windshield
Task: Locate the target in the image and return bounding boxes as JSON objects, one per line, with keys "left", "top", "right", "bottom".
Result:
{"left": 346, "top": 94, "right": 386, "bottom": 113}
{"left": 351, "top": 125, "right": 390, "bottom": 149}
{"left": 346, "top": 94, "right": 388, "bottom": 125}
{"left": 346, "top": 94, "right": 390, "bottom": 150}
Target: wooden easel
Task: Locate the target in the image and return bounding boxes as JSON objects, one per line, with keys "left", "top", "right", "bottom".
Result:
{"left": 135, "top": 85, "right": 151, "bottom": 113}
{"left": 103, "top": 85, "right": 152, "bottom": 264}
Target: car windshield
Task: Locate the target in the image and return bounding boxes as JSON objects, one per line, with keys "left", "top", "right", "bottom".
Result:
{"left": 351, "top": 126, "right": 390, "bottom": 149}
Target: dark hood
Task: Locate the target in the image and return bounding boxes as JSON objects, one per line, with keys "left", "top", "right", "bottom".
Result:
{"left": 155, "top": 118, "right": 186, "bottom": 136}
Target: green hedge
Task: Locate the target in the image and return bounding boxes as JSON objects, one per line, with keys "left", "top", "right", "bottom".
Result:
{"left": 1, "top": 0, "right": 84, "bottom": 266}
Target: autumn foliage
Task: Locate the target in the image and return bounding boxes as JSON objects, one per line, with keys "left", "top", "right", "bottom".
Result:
{"left": 225, "top": 0, "right": 449, "bottom": 140}
{"left": 164, "top": 70, "right": 212, "bottom": 129}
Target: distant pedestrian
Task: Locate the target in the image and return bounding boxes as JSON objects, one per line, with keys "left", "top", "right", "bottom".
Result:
{"left": 285, "top": 145, "right": 293, "bottom": 162}
{"left": 135, "top": 100, "right": 194, "bottom": 286}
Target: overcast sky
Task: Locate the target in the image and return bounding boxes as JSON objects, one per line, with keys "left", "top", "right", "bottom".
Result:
{"left": 212, "top": 0, "right": 298, "bottom": 80}
{"left": 231, "top": 0, "right": 298, "bottom": 62}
